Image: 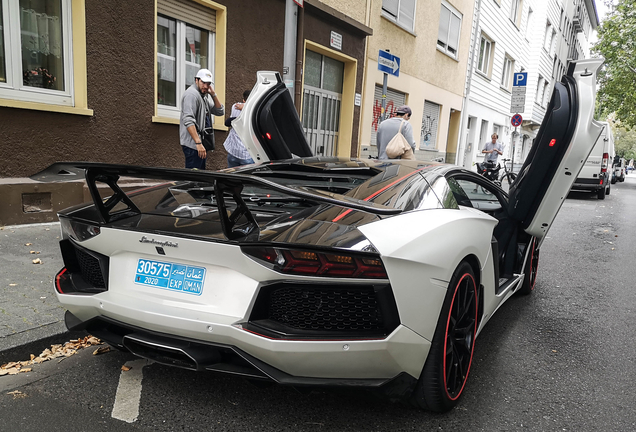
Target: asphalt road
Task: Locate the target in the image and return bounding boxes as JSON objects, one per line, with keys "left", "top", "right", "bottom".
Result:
{"left": 2, "top": 176, "right": 636, "bottom": 431}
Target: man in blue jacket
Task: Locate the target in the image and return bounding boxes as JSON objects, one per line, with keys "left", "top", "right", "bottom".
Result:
{"left": 179, "top": 69, "right": 224, "bottom": 169}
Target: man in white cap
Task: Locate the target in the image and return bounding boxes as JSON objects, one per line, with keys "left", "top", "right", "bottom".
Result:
{"left": 376, "top": 105, "right": 416, "bottom": 160}
{"left": 179, "top": 68, "right": 224, "bottom": 169}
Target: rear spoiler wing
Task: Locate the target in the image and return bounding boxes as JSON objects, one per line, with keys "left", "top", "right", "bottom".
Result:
{"left": 32, "top": 162, "right": 401, "bottom": 239}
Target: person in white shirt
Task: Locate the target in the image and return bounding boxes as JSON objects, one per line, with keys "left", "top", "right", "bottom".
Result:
{"left": 223, "top": 90, "right": 254, "bottom": 168}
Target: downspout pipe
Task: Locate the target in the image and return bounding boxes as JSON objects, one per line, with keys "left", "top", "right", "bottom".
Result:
{"left": 283, "top": 0, "right": 298, "bottom": 99}
{"left": 456, "top": 0, "right": 482, "bottom": 167}
{"left": 294, "top": 5, "right": 305, "bottom": 112}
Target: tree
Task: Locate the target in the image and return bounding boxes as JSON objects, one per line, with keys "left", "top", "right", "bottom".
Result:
{"left": 592, "top": 1, "right": 636, "bottom": 127}
{"left": 612, "top": 121, "right": 636, "bottom": 161}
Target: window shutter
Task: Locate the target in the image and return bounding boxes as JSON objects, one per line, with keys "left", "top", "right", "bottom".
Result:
{"left": 371, "top": 85, "right": 406, "bottom": 146}
{"left": 158, "top": 0, "right": 216, "bottom": 31}
{"left": 398, "top": 0, "right": 415, "bottom": 30}
{"left": 421, "top": 100, "right": 440, "bottom": 150}
{"left": 438, "top": 6, "right": 450, "bottom": 48}
{"left": 382, "top": 0, "right": 399, "bottom": 18}
{"left": 448, "top": 13, "right": 460, "bottom": 54}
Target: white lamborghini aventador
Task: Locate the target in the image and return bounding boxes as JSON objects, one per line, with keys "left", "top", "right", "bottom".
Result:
{"left": 34, "top": 58, "right": 603, "bottom": 412}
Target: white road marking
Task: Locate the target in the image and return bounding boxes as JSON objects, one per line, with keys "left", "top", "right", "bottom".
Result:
{"left": 111, "top": 359, "right": 152, "bottom": 423}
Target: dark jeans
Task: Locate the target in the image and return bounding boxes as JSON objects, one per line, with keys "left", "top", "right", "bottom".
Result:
{"left": 227, "top": 153, "right": 254, "bottom": 168}
{"left": 182, "top": 145, "right": 206, "bottom": 169}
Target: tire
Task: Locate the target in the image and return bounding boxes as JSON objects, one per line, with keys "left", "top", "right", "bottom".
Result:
{"left": 518, "top": 238, "right": 539, "bottom": 295}
{"left": 620, "top": 174, "right": 625, "bottom": 182}
{"left": 606, "top": 183, "right": 611, "bottom": 195}
{"left": 611, "top": 176, "right": 617, "bottom": 184}
{"left": 500, "top": 173, "right": 517, "bottom": 192}
{"left": 410, "top": 262, "right": 478, "bottom": 412}
{"left": 597, "top": 187, "right": 606, "bottom": 200}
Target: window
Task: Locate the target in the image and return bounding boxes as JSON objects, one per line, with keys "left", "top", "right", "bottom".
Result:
{"left": 0, "top": 0, "right": 74, "bottom": 106}
{"left": 544, "top": 21, "right": 555, "bottom": 53}
{"left": 437, "top": 1, "right": 462, "bottom": 59}
{"left": 535, "top": 76, "right": 544, "bottom": 105}
{"left": 501, "top": 56, "right": 514, "bottom": 90}
{"left": 542, "top": 81, "right": 551, "bottom": 107}
{"left": 525, "top": 8, "right": 533, "bottom": 40}
{"left": 477, "top": 34, "right": 493, "bottom": 76}
{"left": 156, "top": 0, "right": 216, "bottom": 119}
{"left": 382, "top": 0, "right": 416, "bottom": 32}
{"left": 510, "top": 0, "right": 523, "bottom": 27}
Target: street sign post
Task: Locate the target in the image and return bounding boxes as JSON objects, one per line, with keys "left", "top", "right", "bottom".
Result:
{"left": 510, "top": 72, "right": 528, "bottom": 114}
{"left": 509, "top": 73, "right": 527, "bottom": 174}
{"left": 378, "top": 50, "right": 401, "bottom": 122}
{"left": 513, "top": 72, "right": 528, "bottom": 87}
{"left": 510, "top": 114, "right": 523, "bottom": 174}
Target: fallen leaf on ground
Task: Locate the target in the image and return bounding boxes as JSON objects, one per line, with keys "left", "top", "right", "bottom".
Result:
{"left": 32, "top": 258, "right": 41, "bottom": 264}
{"left": 25, "top": 243, "right": 32, "bottom": 246}
{"left": 7, "top": 390, "right": 27, "bottom": 399}
{"left": 121, "top": 365, "right": 132, "bottom": 371}
{"left": 93, "top": 346, "right": 111, "bottom": 356}
{"left": 552, "top": 350, "right": 558, "bottom": 353}
{"left": 0, "top": 335, "right": 103, "bottom": 378}
{"left": 29, "top": 251, "right": 40, "bottom": 254}
{"left": 9, "top": 283, "right": 17, "bottom": 287}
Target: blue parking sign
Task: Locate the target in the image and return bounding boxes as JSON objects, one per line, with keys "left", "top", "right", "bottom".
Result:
{"left": 513, "top": 72, "right": 528, "bottom": 87}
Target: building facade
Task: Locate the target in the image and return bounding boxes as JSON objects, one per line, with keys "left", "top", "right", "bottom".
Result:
{"left": 457, "top": 0, "right": 598, "bottom": 171}
{"left": 359, "top": 0, "right": 475, "bottom": 164}
{"left": 0, "top": 0, "right": 371, "bottom": 224}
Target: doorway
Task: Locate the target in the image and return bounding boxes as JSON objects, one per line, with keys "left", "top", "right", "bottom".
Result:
{"left": 302, "top": 50, "right": 344, "bottom": 156}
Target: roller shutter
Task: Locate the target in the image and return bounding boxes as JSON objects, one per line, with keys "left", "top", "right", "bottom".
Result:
{"left": 371, "top": 85, "right": 406, "bottom": 146}
{"left": 158, "top": 0, "right": 216, "bottom": 31}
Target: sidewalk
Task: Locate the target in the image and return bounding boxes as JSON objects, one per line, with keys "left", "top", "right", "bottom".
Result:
{"left": 0, "top": 222, "right": 68, "bottom": 356}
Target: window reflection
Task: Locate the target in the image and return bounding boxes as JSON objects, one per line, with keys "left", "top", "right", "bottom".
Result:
{"left": 20, "top": 0, "right": 64, "bottom": 91}
{"left": 184, "top": 24, "right": 208, "bottom": 90}
{"left": 157, "top": 15, "right": 176, "bottom": 106}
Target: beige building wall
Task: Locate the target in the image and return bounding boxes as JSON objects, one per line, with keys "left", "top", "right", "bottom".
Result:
{"left": 318, "top": 0, "right": 368, "bottom": 24}
{"left": 359, "top": 0, "right": 475, "bottom": 161}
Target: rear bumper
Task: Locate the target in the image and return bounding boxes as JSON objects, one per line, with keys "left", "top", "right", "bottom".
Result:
{"left": 572, "top": 176, "right": 606, "bottom": 191}
{"left": 65, "top": 310, "right": 419, "bottom": 397}
{"left": 57, "top": 288, "right": 430, "bottom": 381}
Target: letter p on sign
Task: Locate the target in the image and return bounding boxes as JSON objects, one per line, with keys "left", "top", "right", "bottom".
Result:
{"left": 514, "top": 72, "right": 528, "bottom": 87}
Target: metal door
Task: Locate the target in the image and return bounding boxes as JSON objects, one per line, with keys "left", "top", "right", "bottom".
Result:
{"left": 302, "top": 86, "right": 341, "bottom": 156}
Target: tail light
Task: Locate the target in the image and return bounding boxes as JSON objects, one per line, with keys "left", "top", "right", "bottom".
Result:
{"left": 242, "top": 246, "right": 387, "bottom": 279}
{"left": 60, "top": 217, "right": 101, "bottom": 242}
{"left": 601, "top": 152, "right": 609, "bottom": 173}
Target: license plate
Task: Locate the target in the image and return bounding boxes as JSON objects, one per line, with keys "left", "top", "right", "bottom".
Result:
{"left": 134, "top": 259, "right": 205, "bottom": 295}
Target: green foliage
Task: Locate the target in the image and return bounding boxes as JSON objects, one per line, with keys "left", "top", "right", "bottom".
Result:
{"left": 612, "top": 120, "right": 636, "bottom": 160}
{"left": 592, "top": 1, "right": 636, "bottom": 127}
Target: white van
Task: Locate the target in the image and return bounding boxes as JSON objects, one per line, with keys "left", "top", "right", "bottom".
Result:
{"left": 572, "top": 121, "right": 614, "bottom": 200}
{"left": 612, "top": 156, "right": 626, "bottom": 183}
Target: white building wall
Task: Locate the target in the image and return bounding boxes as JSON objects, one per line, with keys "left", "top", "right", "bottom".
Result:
{"left": 459, "top": 0, "right": 536, "bottom": 170}
{"left": 458, "top": 0, "right": 598, "bottom": 170}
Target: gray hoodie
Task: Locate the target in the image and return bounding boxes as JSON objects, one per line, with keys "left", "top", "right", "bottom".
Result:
{"left": 179, "top": 84, "right": 225, "bottom": 150}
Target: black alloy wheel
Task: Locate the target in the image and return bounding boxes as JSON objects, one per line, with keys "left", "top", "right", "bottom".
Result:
{"left": 519, "top": 237, "right": 539, "bottom": 295}
{"left": 411, "top": 262, "right": 478, "bottom": 412}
